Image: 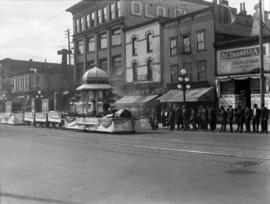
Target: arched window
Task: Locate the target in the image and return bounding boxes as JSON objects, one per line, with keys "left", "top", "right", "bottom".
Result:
{"left": 147, "top": 59, "right": 153, "bottom": 81}
{"left": 132, "top": 36, "right": 137, "bottom": 56}
{"left": 132, "top": 61, "right": 138, "bottom": 82}
{"left": 146, "top": 32, "right": 153, "bottom": 52}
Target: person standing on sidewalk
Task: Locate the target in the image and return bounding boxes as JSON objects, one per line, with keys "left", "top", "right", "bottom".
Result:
{"left": 244, "top": 106, "right": 251, "bottom": 133}
{"left": 252, "top": 104, "right": 261, "bottom": 133}
{"left": 227, "top": 106, "right": 234, "bottom": 132}
{"left": 168, "top": 106, "right": 175, "bottom": 131}
{"left": 220, "top": 106, "right": 227, "bottom": 132}
{"left": 208, "top": 106, "right": 216, "bottom": 131}
{"left": 260, "top": 105, "right": 268, "bottom": 133}
{"left": 202, "top": 106, "right": 208, "bottom": 130}
{"left": 175, "top": 105, "right": 182, "bottom": 130}
{"left": 190, "top": 108, "right": 197, "bottom": 130}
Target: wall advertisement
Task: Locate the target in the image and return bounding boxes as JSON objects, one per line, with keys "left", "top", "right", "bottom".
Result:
{"left": 217, "top": 43, "right": 270, "bottom": 75}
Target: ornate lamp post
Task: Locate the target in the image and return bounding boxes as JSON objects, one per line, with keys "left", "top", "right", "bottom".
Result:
{"left": 35, "top": 90, "right": 43, "bottom": 99}
{"left": 177, "top": 68, "right": 191, "bottom": 109}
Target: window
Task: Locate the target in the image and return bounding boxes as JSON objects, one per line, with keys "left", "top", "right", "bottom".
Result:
{"left": 77, "top": 40, "right": 84, "bottom": 54}
{"left": 87, "top": 60, "right": 96, "bottom": 69}
{"left": 110, "top": 3, "right": 116, "bottom": 20}
{"left": 132, "top": 36, "right": 137, "bottom": 56}
{"left": 86, "top": 14, "right": 90, "bottom": 29}
{"left": 81, "top": 17, "right": 85, "bottom": 31}
{"left": 103, "top": 7, "right": 108, "bottom": 22}
{"left": 90, "top": 12, "right": 95, "bottom": 27}
{"left": 112, "top": 55, "right": 122, "bottom": 76}
{"left": 98, "top": 9, "right": 103, "bottom": 24}
{"left": 197, "top": 30, "right": 205, "bottom": 51}
{"left": 87, "top": 36, "right": 95, "bottom": 52}
{"left": 251, "top": 78, "right": 260, "bottom": 94}
{"left": 132, "top": 61, "right": 138, "bottom": 82}
{"left": 197, "top": 60, "right": 206, "bottom": 81}
{"left": 76, "top": 19, "right": 80, "bottom": 33}
{"left": 221, "top": 81, "right": 234, "bottom": 94}
{"left": 147, "top": 59, "right": 153, "bottom": 80}
{"left": 36, "top": 75, "right": 41, "bottom": 89}
{"left": 183, "top": 35, "right": 191, "bottom": 54}
{"left": 170, "top": 65, "right": 178, "bottom": 83}
{"left": 183, "top": 62, "right": 192, "bottom": 74}
{"left": 116, "top": 0, "right": 121, "bottom": 17}
{"left": 112, "top": 29, "right": 121, "bottom": 46}
{"left": 170, "top": 38, "right": 177, "bottom": 56}
{"left": 99, "top": 33, "right": 107, "bottom": 49}
{"left": 76, "top": 63, "right": 84, "bottom": 81}
{"left": 146, "top": 32, "right": 153, "bottom": 52}
{"left": 99, "top": 58, "right": 107, "bottom": 72}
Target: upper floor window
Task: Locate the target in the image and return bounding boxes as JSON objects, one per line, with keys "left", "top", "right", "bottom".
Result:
{"left": 132, "top": 61, "right": 138, "bottom": 82}
{"left": 197, "top": 60, "right": 206, "bottom": 81}
{"left": 97, "top": 9, "right": 103, "bottom": 24}
{"left": 90, "top": 12, "right": 95, "bottom": 27}
{"left": 86, "top": 14, "right": 90, "bottom": 29}
{"left": 132, "top": 36, "right": 137, "bottom": 56}
{"left": 197, "top": 30, "right": 206, "bottom": 51}
{"left": 103, "top": 7, "right": 108, "bottom": 22}
{"left": 99, "top": 33, "right": 107, "bottom": 49}
{"left": 87, "top": 60, "right": 96, "bottom": 69}
{"left": 170, "top": 38, "right": 177, "bottom": 56}
{"left": 112, "top": 28, "right": 121, "bottom": 46}
{"left": 170, "top": 65, "right": 178, "bottom": 83}
{"left": 81, "top": 17, "right": 85, "bottom": 31}
{"left": 183, "top": 62, "right": 192, "bottom": 74}
{"left": 112, "top": 55, "right": 122, "bottom": 76}
{"left": 146, "top": 32, "right": 153, "bottom": 53}
{"left": 110, "top": 3, "right": 116, "bottom": 20}
{"left": 77, "top": 40, "right": 84, "bottom": 55}
{"left": 147, "top": 59, "right": 153, "bottom": 81}
{"left": 99, "top": 58, "right": 107, "bottom": 72}
{"left": 183, "top": 35, "right": 191, "bottom": 54}
{"left": 116, "top": 0, "right": 121, "bottom": 17}
{"left": 87, "top": 36, "right": 95, "bottom": 52}
{"left": 75, "top": 19, "right": 80, "bottom": 33}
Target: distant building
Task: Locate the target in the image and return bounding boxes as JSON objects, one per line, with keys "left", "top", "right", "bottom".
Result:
{"left": 0, "top": 58, "right": 73, "bottom": 111}
{"left": 66, "top": 0, "right": 211, "bottom": 95}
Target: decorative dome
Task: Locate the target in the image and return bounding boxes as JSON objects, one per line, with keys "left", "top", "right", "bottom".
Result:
{"left": 82, "top": 66, "right": 109, "bottom": 83}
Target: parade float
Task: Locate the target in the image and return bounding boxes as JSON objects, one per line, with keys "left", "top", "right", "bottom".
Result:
{"left": 63, "top": 67, "right": 135, "bottom": 133}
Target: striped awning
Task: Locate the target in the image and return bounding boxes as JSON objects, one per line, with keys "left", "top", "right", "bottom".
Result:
{"left": 157, "top": 87, "right": 214, "bottom": 103}
{"left": 115, "top": 95, "right": 158, "bottom": 105}
{"left": 76, "top": 83, "right": 112, "bottom": 91}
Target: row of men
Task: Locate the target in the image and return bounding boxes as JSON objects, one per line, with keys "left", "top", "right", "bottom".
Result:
{"left": 149, "top": 104, "right": 269, "bottom": 133}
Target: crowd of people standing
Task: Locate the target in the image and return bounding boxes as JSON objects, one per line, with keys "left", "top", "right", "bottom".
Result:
{"left": 149, "top": 104, "right": 269, "bottom": 133}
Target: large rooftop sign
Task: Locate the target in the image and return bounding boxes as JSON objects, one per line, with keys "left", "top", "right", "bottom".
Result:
{"left": 217, "top": 43, "right": 270, "bottom": 75}
{"left": 129, "top": 0, "right": 207, "bottom": 18}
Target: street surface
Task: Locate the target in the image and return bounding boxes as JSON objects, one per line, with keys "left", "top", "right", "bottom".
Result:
{"left": 0, "top": 124, "right": 269, "bottom": 204}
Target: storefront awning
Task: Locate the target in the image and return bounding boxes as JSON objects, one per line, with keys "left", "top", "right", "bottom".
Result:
{"left": 157, "top": 87, "right": 214, "bottom": 103}
{"left": 115, "top": 95, "right": 158, "bottom": 105}
{"left": 76, "top": 84, "right": 112, "bottom": 91}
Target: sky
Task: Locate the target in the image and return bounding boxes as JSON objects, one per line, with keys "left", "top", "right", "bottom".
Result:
{"left": 0, "top": 0, "right": 269, "bottom": 64}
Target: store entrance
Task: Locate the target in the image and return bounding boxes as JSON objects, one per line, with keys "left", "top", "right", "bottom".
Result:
{"left": 235, "top": 79, "right": 251, "bottom": 108}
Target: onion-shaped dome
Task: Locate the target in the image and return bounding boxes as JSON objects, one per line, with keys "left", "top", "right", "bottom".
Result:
{"left": 82, "top": 66, "right": 109, "bottom": 84}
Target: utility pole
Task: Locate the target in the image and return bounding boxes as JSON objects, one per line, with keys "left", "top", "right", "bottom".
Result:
{"left": 259, "top": 0, "right": 265, "bottom": 107}
{"left": 65, "top": 29, "right": 72, "bottom": 65}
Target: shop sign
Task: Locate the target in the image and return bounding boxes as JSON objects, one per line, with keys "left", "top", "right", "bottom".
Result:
{"left": 219, "top": 94, "right": 236, "bottom": 109}
{"left": 251, "top": 94, "right": 270, "bottom": 109}
{"left": 75, "top": 117, "right": 100, "bottom": 125}
{"left": 217, "top": 43, "right": 270, "bottom": 75}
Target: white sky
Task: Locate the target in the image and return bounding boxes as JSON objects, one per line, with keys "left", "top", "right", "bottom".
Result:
{"left": 0, "top": 0, "right": 269, "bottom": 64}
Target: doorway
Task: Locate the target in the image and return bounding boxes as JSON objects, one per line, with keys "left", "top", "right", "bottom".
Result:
{"left": 235, "top": 79, "right": 251, "bottom": 108}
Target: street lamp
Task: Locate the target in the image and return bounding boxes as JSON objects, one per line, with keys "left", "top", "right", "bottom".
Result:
{"left": 178, "top": 68, "right": 191, "bottom": 109}
{"left": 35, "top": 90, "right": 43, "bottom": 99}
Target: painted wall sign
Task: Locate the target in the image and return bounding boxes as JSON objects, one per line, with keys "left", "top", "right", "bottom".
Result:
{"left": 130, "top": 1, "right": 194, "bottom": 18}
{"left": 217, "top": 43, "right": 270, "bottom": 75}
{"left": 218, "top": 94, "right": 236, "bottom": 109}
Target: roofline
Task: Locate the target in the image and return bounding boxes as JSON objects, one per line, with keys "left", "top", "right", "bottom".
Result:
{"left": 124, "top": 17, "right": 170, "bottom": 31}
{"left": 161, "top": 6, "right": 213, "bottom": 25}
{"left": 0, "top": 58, "right": 64, "bottom": 66}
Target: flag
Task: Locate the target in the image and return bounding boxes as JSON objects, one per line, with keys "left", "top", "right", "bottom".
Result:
{"left": 251, "top": 3, "right": 260, "bottom": 36}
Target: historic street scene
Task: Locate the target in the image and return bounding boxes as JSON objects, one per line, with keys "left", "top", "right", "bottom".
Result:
{"left": 0, "top": 0, "right": 270, "bottom": 203}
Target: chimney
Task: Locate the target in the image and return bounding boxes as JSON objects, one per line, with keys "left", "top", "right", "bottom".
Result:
{"left": 242, "top": 2, "right": 247, "bottom": 15}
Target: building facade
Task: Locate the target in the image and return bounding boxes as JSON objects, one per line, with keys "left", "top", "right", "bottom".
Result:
{"left": 0, "top": 58, "right": 73, "bottom": 111}
{"left": 66, "top": 0, "right": 211, "bottom": 95}
{"left": 216, "top": 36, "right": 270, "bottom": 109}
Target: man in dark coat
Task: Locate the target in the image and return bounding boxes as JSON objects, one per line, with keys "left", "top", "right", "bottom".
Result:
{"left": 208, "top": 106, "right": 216, "bottom": 131}
{"left": 190, "top": 108, "right": 197, "bottom": 130}
{"left": 252, "top": 104, "right": 261, "bottom": 133}
{"left": 182, "top": 106, "right": 189, "bottom": 130}
{"left": 227, "top": 106, "right": 234, "bottom": 132}
{"left": 175, "top": 106, "right": 182, "bottom": 130}
{"left": 220, "top": 106, "right": 227, "bottom": 132}
{"left": 261, "top": 105, "right": 269, "bottom": 133}
{"left": 201, "top": 106, "right": 208, "bottom": 130}
{"left": 244, "top": 106, "right": 251, "bottom": 132}
{"left": 168, "top": 107, "right": 175, "bottom": 131}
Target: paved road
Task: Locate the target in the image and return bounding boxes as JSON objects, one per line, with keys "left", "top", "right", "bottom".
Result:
{"left": 0, "top": 124, "right": 269, "bottom": 204}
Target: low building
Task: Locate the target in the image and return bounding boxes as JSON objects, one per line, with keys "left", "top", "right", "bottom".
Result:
{"left": 0, "top": 58, "right": 74, "bottom": 112}
{"left": 215, "top": 36, "right": 270, "bottom": 109}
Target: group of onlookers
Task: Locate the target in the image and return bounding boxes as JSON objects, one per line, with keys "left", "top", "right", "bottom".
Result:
{"left": 149, "top": 104, "right": 269, "bottom": 133}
